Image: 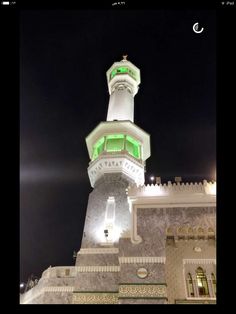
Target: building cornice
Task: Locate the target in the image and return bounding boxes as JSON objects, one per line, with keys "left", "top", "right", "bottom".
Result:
{"left": 78, "top": 248, "right": 119, "bottom": 255}
{"left": 183, "top": 259, "right": 216, "bottom": 265}
{"left": 119, "top": 256, "right": 166, "bottom": 264}
{"left": 76, "top": 266, "right": 120, "bottom": 272}
{"left": 88, "top": 155, "right": 145, "bottom": 187}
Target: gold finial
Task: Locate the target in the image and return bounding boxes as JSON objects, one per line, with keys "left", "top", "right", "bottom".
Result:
{"left": 122, "top": 54, "right": 128, "bottom": 61}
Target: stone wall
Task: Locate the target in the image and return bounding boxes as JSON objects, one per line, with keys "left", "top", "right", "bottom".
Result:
{"left": 76, "top": 252, "right": 119, "bottom": 266}
{"left": 80, "top": 173, "right": 131, "bottom": 248}
{"left": 165, "top": 239, "right": 216, "bottom": 303}
{"left": 21, "top": 201, "right": 216, "bottom": 304}
{"left": 74, "top": 272, "right": 119, "bottom": 292}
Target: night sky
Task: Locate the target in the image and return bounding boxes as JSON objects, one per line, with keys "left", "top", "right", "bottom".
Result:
{"left": 20, "top": 9, "right": 216, "bottom": 284}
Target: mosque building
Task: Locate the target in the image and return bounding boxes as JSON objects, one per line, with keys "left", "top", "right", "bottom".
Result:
{"left": 20, "top": 56, "right": 216, "bottom": 304}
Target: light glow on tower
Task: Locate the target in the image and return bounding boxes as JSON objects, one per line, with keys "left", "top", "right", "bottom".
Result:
{"left": 91, "top": 134, "right": 141, "bottom": 160}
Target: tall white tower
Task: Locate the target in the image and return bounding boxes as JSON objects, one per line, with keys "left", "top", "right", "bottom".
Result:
{"left": 78, "top": 56, "right": 150, "bottom": 249}
{"left": 106, "top": 55, "right": 140, "bottom": 122}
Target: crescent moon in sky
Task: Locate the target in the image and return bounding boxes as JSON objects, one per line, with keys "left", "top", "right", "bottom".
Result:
{"left": 193, "top": 22, "right": 204, "bottom": 34}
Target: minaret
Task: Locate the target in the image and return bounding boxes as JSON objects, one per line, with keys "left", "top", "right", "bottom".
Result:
{"left": 20, "top": 56, "right": 216, "bottom": 305}
{"left": 75, "top": 55, "right": 150, "bottom": 259}
{"left": 106, "top": 54, "right": 140, "bottom": 122}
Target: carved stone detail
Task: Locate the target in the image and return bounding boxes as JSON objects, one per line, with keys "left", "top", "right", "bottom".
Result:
{"left": 119, "top": 284, "right": 167, "bottom": 298}
{"left": 76, "top": 266, "right": 120, "bottom": 272}
{"left": 44, "top": 286, "right": 74, "bottom": 292}
{"left": 119, "top": 256, "right": 166, "bottom": 264}
{"left": 183, "top": 259, "right": 216, "bottom": 265}
{"left": 72, "top": 292, "right": 118, "bottom": 304}
{"left": 88, "top": 154, "right": 144, "bottom": 187}
{"left": 128, "top": 181, "right": 216, "bottom": 197}
{"left": 78, "top": 248, "right": 119, "bottom": 254}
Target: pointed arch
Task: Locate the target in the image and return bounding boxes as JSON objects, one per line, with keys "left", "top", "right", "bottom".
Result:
{"left": 188, "top": 227, "right": 193, "bottom": 234}
{"left": 196, "top": 267, "right": 209, "bottom": 297}
{"left": 211, "top": 273, "right": 216, "bottom": 296}
{"left": 186, "top": 273, "right": 194, "bottom": 297}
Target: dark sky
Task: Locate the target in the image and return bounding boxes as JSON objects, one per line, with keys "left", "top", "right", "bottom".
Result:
{"left": 20, "top": 9, "right": 216, "bottom": 283}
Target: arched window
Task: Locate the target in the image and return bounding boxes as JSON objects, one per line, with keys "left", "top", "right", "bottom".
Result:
{"left": 211, "top": 273, "right": 216, "bottom": 296}
{"left": 196, "top": 267, "right": 209, "bottom": 297}
{"left": 186, "top": 273, "right": 194, "bottom": 297}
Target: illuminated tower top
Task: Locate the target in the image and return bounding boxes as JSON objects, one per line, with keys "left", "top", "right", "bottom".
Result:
{"left": 106, "top": 55, "right": 140, "bottom": 122}
{"left": 86, "top": 56, "right": 150, "bottom": 188}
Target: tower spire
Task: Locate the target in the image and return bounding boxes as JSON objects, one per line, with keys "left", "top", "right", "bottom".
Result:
{"left": 122, "top": 54, "right": 128, "bottom": 61}
{"left": 105, "top": 56, "right": 140, "bottom": 122}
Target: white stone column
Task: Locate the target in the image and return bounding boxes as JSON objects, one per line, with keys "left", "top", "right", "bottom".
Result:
{"left": 192, "top": 275, "right": 199, "bottom": 297}
{"left": 207, "top": 274, "right": 215, "bottom": 298}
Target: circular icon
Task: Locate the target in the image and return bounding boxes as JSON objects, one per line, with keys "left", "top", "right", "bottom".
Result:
{"left": 193, "top": 22, "right": 204, "bottom": 34}
{"left": 137, "top": 267, "right": 148, "bottom": 279}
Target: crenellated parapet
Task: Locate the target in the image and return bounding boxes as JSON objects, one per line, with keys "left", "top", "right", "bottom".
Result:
{"left": 127, "top": 180, "right": 216, "bottom": 198}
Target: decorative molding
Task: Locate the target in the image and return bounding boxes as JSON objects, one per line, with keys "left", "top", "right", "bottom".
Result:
{"left": 167, "top": 226, "right": 216, "bottom": 237}
{"left": 76, "top": 266, "right": 120, "bottom": 272}
{"left": 119, "top": 256, "right": 166, "bottom": 264}
{"left": 72, "top": 292, "right": 118, "bottom": 304}
{"left": 130, "top": 206, "right": 142, "bottom": 244}
{"left": 176, "top": 299, "right": 216, "bottom": 304}
{"left": 88, "top": 154, "right": 144, "bottom": 187}
{"left": 119, "top": 284, "right": 167, "bottom": 298}
{"left": 186, "top": 297, "right": 216, "bottom": 301}
{"left": 130, "top": 202, "right": 216, "bottom": 208}
{"left": 43, "top": 286, "right": 74, "bottom": 292}
{"left": 78, "top": 248, "right": 119, "bottom": 255}
{"left": 183, "top": 259, "right": 216, "bottom": 265}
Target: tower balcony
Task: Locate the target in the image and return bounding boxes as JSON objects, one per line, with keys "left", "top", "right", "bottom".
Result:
{"left": 87, "top": 151, "right": 145, "bottom": 188}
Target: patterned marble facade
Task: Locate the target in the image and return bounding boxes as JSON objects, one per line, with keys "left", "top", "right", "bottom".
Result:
{"left": 20, "top": 187, "right": 216, "bottom": 304}
{"left": 72, "top": 292, "right": 118, "bottom": 304}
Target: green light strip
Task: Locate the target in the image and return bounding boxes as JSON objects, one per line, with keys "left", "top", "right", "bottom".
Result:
{"left": 92, "top": 134, "right": 141, "bottom": 160}
{"left": 106, "top": 134, "right": 124, "bottom": 139}
{"left": 126, "top": 135, "right": 140, "bottom": 146}
{"left": 110, "top": 67, "right": 137, "bottom": 81}
{"left": 92, "top": 137, "right": 105, "bottom": 160}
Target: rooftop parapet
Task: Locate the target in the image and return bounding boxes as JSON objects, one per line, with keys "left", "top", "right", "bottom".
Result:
{"left": 127, "top": 180, "right": 216, "bottom": 197}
